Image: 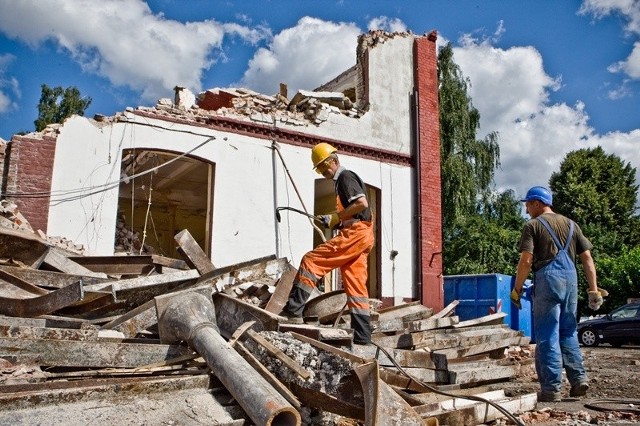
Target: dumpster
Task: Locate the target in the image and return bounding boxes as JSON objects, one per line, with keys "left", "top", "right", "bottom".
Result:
{"left": 444, "top": 273, "right": 513, "bottom": 327}
{"left": 443, "top": 274, "right": 535, "bottom": 341}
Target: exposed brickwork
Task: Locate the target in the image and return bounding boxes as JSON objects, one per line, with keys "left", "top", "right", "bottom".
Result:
{"left": 198, "top": 90, "right": 237, "bottom": 111}
{"left": 414, "top": 31, "right": 444, "bottom": 311}
{"left": 4, "top": 135, "right": 56, "bottom": 233}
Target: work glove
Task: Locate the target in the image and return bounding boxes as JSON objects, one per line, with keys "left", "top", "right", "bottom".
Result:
{"left": 510, "top": 288, "right": 522, "bottom": 310}
{"left": 588, "top": 288, "right": 609, "bottom": 311}
{"left": 318, "top": 213, "right": 340, "bottom": 229}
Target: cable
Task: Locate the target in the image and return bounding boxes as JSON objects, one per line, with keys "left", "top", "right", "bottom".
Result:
{"left": 369, "top": 342, "right": 526, "bottom": 426}
{"left": 2, "top": 136, "right": 215, "bottom": 202}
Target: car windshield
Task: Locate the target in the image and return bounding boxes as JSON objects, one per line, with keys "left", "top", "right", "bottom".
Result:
{"left": 611, "top": 305, "right": 639, "bottom": 319}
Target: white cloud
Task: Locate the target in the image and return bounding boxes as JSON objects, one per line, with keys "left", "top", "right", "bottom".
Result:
{"left": 239, "top": 17, "right": 360, "bottom": 95}
{"left": 367, "top": 16, "right": 408, "bottom": 33}
{"left": 0, "top": 0, "right": 269, "bottom": 101}
{"left": 608, "top": 40, "right": 640, "bottom": 78}
{"left": 0, "top": 53, "right": 19, "bottom": 113}
{"left": 580, "top": 0, "right": 640, "bottom": 80}
{"left": 452, "top": 39, "right": 640, "bottom": 199}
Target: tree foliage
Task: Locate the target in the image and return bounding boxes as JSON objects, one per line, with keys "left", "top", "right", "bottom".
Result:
{"left": 438, "top": 43, "right": 500, "bottom": 234}
{"left": 549, "top": 146, "right": 640, "bottom": 252}
{"left": 444, "top": 190, "right": 525, "bottom": 275}
{"left": 549, "top": 147, "right": 640, "bottom": 316}
{"left": 34, "top": 84, "right": 92, "bottom": 132}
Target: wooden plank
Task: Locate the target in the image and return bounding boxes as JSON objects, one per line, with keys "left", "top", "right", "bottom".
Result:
{"left": 66, "top": 255, "right": 158, "bottom": 276}
{"left": 174, "top": 229, "right": 215, "bottom": 274}
{"left": 0, "top": 337, "right": 194, "bottom": 368}
{"left": 43, "top": 248, "right": 108, "bottom": 279}
{"left": 419, "top": 392, "right": 537, "bottom": 424}
{"left": 0, "top": 227, "right": 50, "bottom": 268}
{"left": 407, "top": 316, "right": 459, "bottom": 332}
{"left": 448, "top": 363, "right": 520, "bottom": 385}
{"left": 263, "top": 265, "right": 296, "bottom": 314}
{"left": 83, "top": 269, "right": 199, "bottom": 294}
{"left": 278, "top": 323, "right": 352, "bottom": 345}
{"left": 395, "top": 366, "right": 449, "bottom": 384}
{"left": 432, "top": 335, "right": 530, "bottom": 359}
{"left": 350, "top": 345, "right": 440, "bottom": 369}
{"left": 100, "top": 299, "right": 159, "bottom": 337}
{"left": 0, "top": 269, "right": 48, "bottom": 296}
{"left": 213, "top": 293, "right": 281, "bottom": 339}
{"left": 152, "top": 255, "right": 190, "bottom": 271}
{"left": 452, "top": 312, "right": 507, "bottom": 328}
{"left": 0, "top": 324, "right": 99, "bottom": 341}
{"left": 0, "top": 265, "right": 110, "bottom": 289}
{"left": 0, "top": 281, "right": 84, "bottom": 317}
{"left": 377, "top": 301, "right": 433, "bottom": 320}
{"left": 430, "top": 300, "right": 459, "bottom": 319}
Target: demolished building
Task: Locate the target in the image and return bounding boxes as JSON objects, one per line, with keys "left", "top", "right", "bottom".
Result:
{"left": 0, "top": 30, "right": 553, "bottom": 425}
{"left": 0, "top": 30, "right": 443, "bottom": 312}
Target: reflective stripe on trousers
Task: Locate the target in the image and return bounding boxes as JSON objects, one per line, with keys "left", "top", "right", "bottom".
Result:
{"left": 533, "top": 218, "right": 586, "bottom": 393}
{"left": 288, "top": 220, "right": 373, "bottom": 320}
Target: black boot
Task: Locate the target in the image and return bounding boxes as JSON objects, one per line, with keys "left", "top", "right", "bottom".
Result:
{"left": 282, "top": 285, "right": 311, "bottom": 317}
{"left": 351, "top": 312, "right": 372, "bottom": 345}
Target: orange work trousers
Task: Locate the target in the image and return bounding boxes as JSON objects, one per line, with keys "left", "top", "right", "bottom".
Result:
{"left": 293, "top": 220, "right": 374, "bottom": 315}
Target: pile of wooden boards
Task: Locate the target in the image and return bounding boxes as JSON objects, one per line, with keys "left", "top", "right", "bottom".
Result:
{"left": 0, "top": 226, "right": 537, "bottom": 425}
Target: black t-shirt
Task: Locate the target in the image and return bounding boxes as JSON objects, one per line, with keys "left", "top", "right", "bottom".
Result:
{"left": 335, "top": 168, "right": 371, "bottom": 222}
{"left": 518, "top": 212, "right": 593, "bottom": 272}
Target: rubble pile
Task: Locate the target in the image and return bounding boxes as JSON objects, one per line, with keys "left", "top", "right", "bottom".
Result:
{"left": 136, "top": 85, "right": 362, "bottom": 130}
{"left": 0, "top": 225, "right": 544, "bottom": 425}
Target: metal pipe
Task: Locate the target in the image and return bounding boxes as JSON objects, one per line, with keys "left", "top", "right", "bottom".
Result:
{"left": 156, "top": 290, "right": 300, "bottom": 426}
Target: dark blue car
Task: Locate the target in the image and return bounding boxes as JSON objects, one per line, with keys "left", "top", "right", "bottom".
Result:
{"left": 577, "top": 302, "right": 640, "bottom": 347}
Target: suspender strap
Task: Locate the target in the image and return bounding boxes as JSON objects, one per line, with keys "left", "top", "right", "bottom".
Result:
{"left": 537, "top": 216, "right": 574, "bottom": 251}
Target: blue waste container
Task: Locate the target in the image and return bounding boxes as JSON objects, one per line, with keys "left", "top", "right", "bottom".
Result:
{"left": 443, "top": 273, "right": 513, "bottom": 327}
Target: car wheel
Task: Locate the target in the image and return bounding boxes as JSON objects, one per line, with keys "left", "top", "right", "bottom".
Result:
{"left": 579, "top": 328, "right": 599, "bottom": 347}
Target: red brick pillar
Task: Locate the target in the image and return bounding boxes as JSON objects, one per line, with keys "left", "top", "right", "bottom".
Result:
{"left": 5, "top": 135, "right": 56, "bottom": 233}
{"left": 414, "top": 31, "right": 444, "bottom": 311}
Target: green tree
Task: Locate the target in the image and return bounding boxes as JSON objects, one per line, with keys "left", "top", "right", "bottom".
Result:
{"left": 34, "top": 84, "right": 92, "bottom": 131}
{"left": 549, "top": 147, "right": 640, "bottom": 316}
{"left": 438, "top": 43, "right": 518, "bottom": 275}
{"left": 597, "top": 246, "right": 640, "bottom": 311}
{"left": 549, "top": 146, "right": 640, "bottom": 252}
{"left": 438, "top": 43, "right": 500, "bottom": 235}
{"left": 445, "top": 190, "right": 525, "bottom": 275}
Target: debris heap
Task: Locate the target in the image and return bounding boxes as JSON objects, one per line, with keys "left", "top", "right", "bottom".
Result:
{"left": 0, "top": 225, "right": 542, "bottom": 425}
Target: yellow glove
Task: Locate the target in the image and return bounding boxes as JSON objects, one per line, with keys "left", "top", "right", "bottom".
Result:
{"left": 588, "top": 288, "right": 608, "bottom": 311}
{"left": 510, "top": 289, "right": 522, "bottom": 310}
{"left": 318, "top": 213, "right": 340, "bottom": 229}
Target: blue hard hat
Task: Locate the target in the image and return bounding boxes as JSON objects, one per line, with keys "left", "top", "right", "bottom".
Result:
{"left": 521, "top": 186, "right": 553, "bottom": 206}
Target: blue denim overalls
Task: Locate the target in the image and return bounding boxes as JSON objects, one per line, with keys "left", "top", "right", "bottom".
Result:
{"left": 532, "top": 217, "right": 586, "bottom": 393}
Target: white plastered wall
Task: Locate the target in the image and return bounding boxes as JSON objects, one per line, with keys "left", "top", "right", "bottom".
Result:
{"left": 46, "top": 33, "right": 420, "bottom": 299}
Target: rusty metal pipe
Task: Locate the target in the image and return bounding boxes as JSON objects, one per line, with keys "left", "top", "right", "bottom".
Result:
{"left": 156, "top": 289, "right": 300, "bottom": 426}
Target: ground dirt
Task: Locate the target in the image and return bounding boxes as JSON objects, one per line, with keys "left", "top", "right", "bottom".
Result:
{"left": 497, "top": 344, "right": 640, "bottom": 425}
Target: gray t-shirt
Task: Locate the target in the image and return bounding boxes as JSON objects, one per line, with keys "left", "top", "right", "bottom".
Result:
{"left": 518, "top": 212, "right": 593, "bottom": 272}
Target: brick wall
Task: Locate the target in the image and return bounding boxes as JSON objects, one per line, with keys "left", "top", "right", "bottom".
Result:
{"left": 4, "top": 135, "right": 56, "bottom": 233}
{"left": 414, "top": 31, "right": 444, "bottom": 311}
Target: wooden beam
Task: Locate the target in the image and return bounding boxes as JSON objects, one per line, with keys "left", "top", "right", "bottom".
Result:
{"left": 0, "top": 265, "right": 109, "bottom": 289}
{"left": 0, "top": 337, "right": 194, "bottom": 368}
{"left": 0, "top": 281, "right": 84, "bottom": 317}
{"left": 174, "top": 229, "right": 215, "bottom": 274}
{"left": 43, "top": 248, "right": 108, "bottom": 279}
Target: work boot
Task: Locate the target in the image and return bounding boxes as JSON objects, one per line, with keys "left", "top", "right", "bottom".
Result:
{"left": 351, "top": 312, "right": 372, "bottom": 345}
{"left": 282, "top": 285, "right": 311, "bottom": 317}
{"left": 569, "top": 382, "right": 589, "bottom": 397}
{"left": 537, "top": 391, "right": 562, "bottom": 402}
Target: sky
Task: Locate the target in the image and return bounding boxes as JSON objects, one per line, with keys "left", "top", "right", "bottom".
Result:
{"left": 0, "top": 0, "right": 639, "bottom": 201}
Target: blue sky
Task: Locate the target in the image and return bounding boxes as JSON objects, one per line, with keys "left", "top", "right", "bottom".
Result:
{"left": 0, "top": 0, "right": 638, "bottom": 199}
